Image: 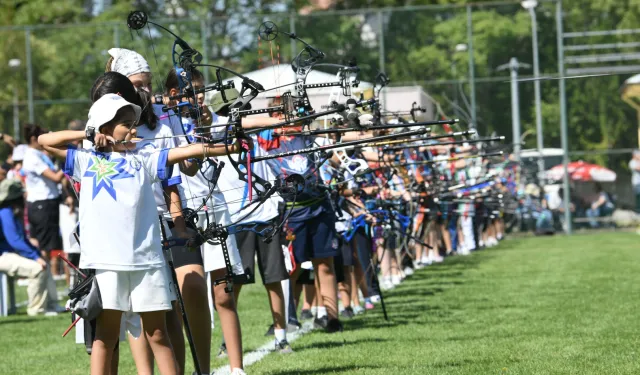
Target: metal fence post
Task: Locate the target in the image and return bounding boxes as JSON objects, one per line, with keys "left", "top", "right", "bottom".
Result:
{"left": 25, "top": 28, "right": 34, "bottom": 123}
{"left": 290, "top": 12, "right": 297, "bottom": 61}
{"left": 466, "top": 5, "right": 477, "bottom": 132}
{"left": 201, "top": 18, "right": 210, "bottom": 83}
{"left": 378, "top": 10, "right": 386, "bottom": 107}
{"left": 556, "top": 0, "right": 572, "bottom": 234}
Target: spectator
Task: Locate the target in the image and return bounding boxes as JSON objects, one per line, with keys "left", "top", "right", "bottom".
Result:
{"left": 586, "top": 183, "right": 615, "bottom": 228}
{"left": 630, "top": 150, "right": 640, "bottom": 213}
{"left": 0, "top": 178, "right": 61, "bottom": 316}
{"left": 22, "top": 124, "right": 65, "bottom": 278}
{"left": 8, "top": 144, "right": 27, "bottom": 182}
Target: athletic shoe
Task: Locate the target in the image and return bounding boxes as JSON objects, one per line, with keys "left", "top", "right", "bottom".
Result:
{"left": 340, "top": 306, "right": 355, "bottom": 319}
{"left": 404, "top": 267, "right": 414, "bottom": 277}
{"left": 432, "top": 254, "right": 444, "bottom": 263}
{"left": 313, "top": 316, "right": 328, "bottom": 329}
{"left": 414, "top": 261, "right": 425, "bottom": 270}
{"left": 287, "top": 319, "right": 302, "bottom": 333}
{"left": 325, "top": 319, "right": 344, "bottom": 334}
{"left": 230, "top": 368, "right": 246, "bottom": 375}
{"left": 370, "top": 295, "right": 381, "bottom": 303}
{"left": 264, "top": 324, "right": 275, "bottom": 336}
{"left": 275, "top": 339, "right": 293, "bottom": 354}
{"left": 380, "top": 279, "right": 394, "bottom": 291}
{"left": 391, "top": 275, "right": 402, "bottom": 285}
{"left": 217, "top": 343, "right": 228, "bottom": 358}
{"left": 353, "top": 305, "right": 365, "bottom": 315}
{"left": 365, "top": 301, "right": 375, "bottom": 310}
{"left": 299, "top": 309, "right": 313, "bottom": 320}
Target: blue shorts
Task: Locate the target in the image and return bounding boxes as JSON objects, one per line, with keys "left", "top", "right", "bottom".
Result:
{"left": 289, "top": 211, "right": 339, "bottom": 263}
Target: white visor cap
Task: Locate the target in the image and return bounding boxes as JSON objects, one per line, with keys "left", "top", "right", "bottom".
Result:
{"left": 87, "top": 93, "right": 142, "bottom": 131}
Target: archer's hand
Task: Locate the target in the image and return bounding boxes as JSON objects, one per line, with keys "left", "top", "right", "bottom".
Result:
{"left": 175, "top": 227, "right": 201, "bottom": 250}
{"left": 359, "top": 114, "right": 374, "bottom": 126}
{"left": 199, "top": 105, "right": 213, "bottom": 126}
{"left": 94, "top": 134, "right": 115, "bottom": 148}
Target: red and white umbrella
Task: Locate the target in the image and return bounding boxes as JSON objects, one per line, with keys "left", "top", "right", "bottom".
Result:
{"left": 545, "top": 161, "right": 616, "bottom": 182}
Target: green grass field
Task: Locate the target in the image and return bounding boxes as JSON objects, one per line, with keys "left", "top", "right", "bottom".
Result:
{"left": 2, "top": 232, "right": 639, "bottom": 374}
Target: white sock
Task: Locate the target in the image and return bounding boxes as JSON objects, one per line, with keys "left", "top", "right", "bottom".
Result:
{"left": 274, "top": 328, "right": 287, "bottom": 342}
{"left": 317, "top": 306, "right": 327, "bottom": 318}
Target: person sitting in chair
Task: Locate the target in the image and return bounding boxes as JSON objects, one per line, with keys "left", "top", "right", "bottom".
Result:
{"left": 0, "top": 178, "right": 61, "bottom": 316}
{"left": 586, "top": 183, "right": 615, "bottom": 228}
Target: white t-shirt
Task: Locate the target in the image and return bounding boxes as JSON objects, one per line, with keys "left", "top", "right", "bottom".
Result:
{"left": 134, "top": 121, "right": 182, "bottom": 215}
{"left": 64, "top": 148, "right": 171, "bottom": 271}
{"left": 22, "top": 147, "right": 61, "bottom": 202}
{"left": 155, "top": 106, "right": 226, "bottom": 211}
{"left": 217, "top": 137, "right": 282, "bottom": 224}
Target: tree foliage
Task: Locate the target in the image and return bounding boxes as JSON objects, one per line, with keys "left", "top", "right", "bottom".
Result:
{"left": 0, "top": 0, "right": 637, "bottom": 174}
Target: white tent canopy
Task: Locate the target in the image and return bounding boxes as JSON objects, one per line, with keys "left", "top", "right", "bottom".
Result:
{"left": 206, "top": 64, "right": 435, "bottom": 120}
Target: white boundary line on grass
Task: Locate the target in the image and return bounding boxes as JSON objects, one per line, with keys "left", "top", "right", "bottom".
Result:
{"left": 212, "top": 321, "right": 315, "bottom": 375}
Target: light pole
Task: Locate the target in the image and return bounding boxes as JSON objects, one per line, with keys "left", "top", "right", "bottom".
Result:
{"left": 8, "top": 59, "right": 21, "bottom": 142}
{"left": 497, "top": 58, "right": 531, "bottom": 162}
{"left": 450, "top": 44, "right": 468, "bottom": 121}
{"left": 522, "top": 0, "right": 545, "bottom": 177}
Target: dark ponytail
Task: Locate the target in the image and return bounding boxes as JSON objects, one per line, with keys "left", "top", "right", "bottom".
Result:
{"left": 90, "top": 72, "right": 158, "bottom": 129}
{"left": 23, "top": 123, "right": 47, "bottom": 144}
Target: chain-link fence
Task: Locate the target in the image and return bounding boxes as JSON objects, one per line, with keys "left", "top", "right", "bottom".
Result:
{"left": 1, "top": 0, "right": 638, "bottom": 232}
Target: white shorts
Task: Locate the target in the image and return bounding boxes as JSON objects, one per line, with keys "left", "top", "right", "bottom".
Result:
{"left": 95, "top": 268, "right": 172, "bottom": 313}
{"left": 197, "top": 209, "right": 244, "bottom": 274}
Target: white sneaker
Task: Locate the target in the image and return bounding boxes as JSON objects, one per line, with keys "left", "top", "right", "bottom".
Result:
{"left": 380, "top": 278, "right": 394, "bottom": 291}
{"left": 353, "top": 305, "right": 365, "bottom": 315}
{"left": 432, "top": 255, "right": 444, "bottom": 263}
{"left": 487, "top": 237, "right": 498, "bottom": 247}
{"left": 414, "top": 261, "right": 425, "bottom": 269}
{"left": 404, "top": 267, "right": 414, "bottom": 276}
{"left": 391, "top": 275, "right": 402, "bottom": 285}
{"left": 370, "top": 295, "right": 381, "bottom": 303}
{"left": 231, "top": 369, "right": 247, "bottom": 375}
{"left": 421, "top": 256, "right": 432, "bottom": 265}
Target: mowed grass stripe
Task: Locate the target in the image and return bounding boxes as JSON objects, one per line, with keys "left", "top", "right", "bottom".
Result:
{"left": 247, "top": 233, "right": 640, "bottom": 375}
{"left": 1, "top": 232, "right": 639, "bottom": 374}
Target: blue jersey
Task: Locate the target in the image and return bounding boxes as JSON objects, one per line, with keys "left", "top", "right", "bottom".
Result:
{"left": 257, "top": 131, "right": 332, "bottom": 221}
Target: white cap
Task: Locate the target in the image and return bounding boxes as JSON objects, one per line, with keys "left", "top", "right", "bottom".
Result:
{"left": 87, "top": 93, "right": 141, "bottom": 131}
{"left": 11, "top": 144, "right": 27, "bottom": 162}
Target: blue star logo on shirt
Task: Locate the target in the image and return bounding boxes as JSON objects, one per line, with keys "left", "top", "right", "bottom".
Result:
{"left": 84, "top": 154, "right": 134, "bottom": 200}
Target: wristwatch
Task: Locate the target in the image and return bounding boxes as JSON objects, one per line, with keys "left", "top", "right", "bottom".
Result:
{"left": 85, "top": 126, "right": 96, "bottom": 144}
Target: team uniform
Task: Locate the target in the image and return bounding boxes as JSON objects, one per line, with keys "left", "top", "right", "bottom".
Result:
{"left": 64, "top": 147, "right": 173, "bottom": 312}
{"left": 258, "top": 131, "right": 339, "bottom": 264}
{"left": 162, "top": 111, "right": 243, "bottom": 275}
{"left": 217, "top": 133, "right": 289, "bottom": 286}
